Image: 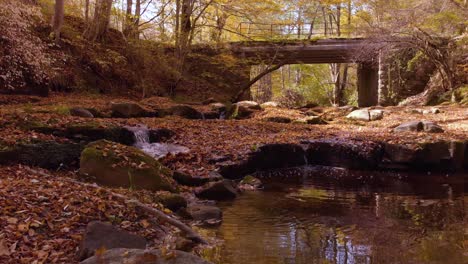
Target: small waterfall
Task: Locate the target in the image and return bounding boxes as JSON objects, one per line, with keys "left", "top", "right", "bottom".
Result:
{"left": 219, "top": 111, "right": 226, "bottom": 120}
{"left": 126, "top": 125, "right": 190, "bottom": 159}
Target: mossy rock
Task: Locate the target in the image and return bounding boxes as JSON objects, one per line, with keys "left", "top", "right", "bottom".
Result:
{"left": 80, "top": 140, "right": 175, "bottom": 191}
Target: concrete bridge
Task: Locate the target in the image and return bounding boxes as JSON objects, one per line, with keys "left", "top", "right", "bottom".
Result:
{"left": 228, "top": 39, "right": 382, "bottom": 107}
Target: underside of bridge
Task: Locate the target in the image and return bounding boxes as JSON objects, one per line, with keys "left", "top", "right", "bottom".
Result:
{"left": 229, "top": 39, "right": 379, "bottom": 106}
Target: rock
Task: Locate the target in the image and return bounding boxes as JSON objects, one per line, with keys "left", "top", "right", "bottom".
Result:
{"left": 394, "top": 121, "right": 444, "bottom": 133}
{"left": 422, "top": 121, "right": 444, "bottom": 133}
{"left": 423, "top": 108, "right": 441, "bottom": 114}
{"left": 239, "top": 175, "right": 262, "bottom": 190}
{"left": 346, "top": 109, "right": 369, "bottom": 121}
{"left": 209, "top": 103, "right": 227, "bottom": 112}
{"left": 201, "top": 111, "right": 220, "bottom": 119}
{"left": 195, "top": 180, "right": 238, "bottom": 200}
{"left": 80, "top": 248, "right": 213, "bottom": 264}
{"left": 70, "top": 107, "right": 94, "bottom": 118}
{"left": 168, "top": 105, "right": 203, "bottom": 119}
{"left": 78, "top": 221, "right": 146, "bottom": 261}
{"left": 186, "top": 204, "right": 222, "bottom": 223}
{"left": 202, "top": 97, "right": 218, "bottom": 105}
{"left": 173, "top": 171, "right": 220, "bottom": 187}
{"left": 234, "top": 101, "right": 261, "bottom": 110}
{"left": 111, "top": 102, "right": 153, "bottom": 118}
{"left": 260, "top": 101, "right": 279, "bottom": 108}
{"left": 0, "top": 141, "right": 84, "bottom": 170}
{"left": 346, "top": 109, "right": 383, "bottom": 121}
{"left": 305, "top": 116, "right": 328, "bottom": 125}
{"left": 175, "top": 237, "right": 196, "bottom": 252}
{"left": 156, "top": 192, "right": 187, "bottom": 211}
{"left": 148, "top": 128, "right": 176, "bottom": 143}
{"left": 369, "top": 110, "right": 384, "bottom": 120}
{"left": 79, "top": 140, "right": 175, "bottom": 191}
{"left": 303, "top": 138, "right": 384, "bottom": 170}
{"left": 265, "top": 116, "right": 292, "bottom": 123}
{"left": 394, "top": 121, "right": 424, "bottom": 132}
{"left": 30, "top": 123, "right": 135, "bottom": 145}
{"left": 219, "top": 143, "right": 306, "bottom": 179}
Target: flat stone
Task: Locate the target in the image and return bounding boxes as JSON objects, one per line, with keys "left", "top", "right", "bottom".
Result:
{"left": 234, "top": 101, "right": 261, "bottom": 110}
{"left": 393, "top": 121, "right": 424, "bottom": 132}
{"left": 168, "top": 105, "right": 203, "bottom": 119}
{"left": 80, "top": 248, "right": 213, "bottom": 264}
{"left": 78, "top": 221, "right": 146, "bottom": 261}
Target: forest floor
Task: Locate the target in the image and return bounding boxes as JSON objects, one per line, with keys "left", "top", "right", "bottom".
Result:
{"left": 0, "top": 94, "right": 467, "bottom": 263}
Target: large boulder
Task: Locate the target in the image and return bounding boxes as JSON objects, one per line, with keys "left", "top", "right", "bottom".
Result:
{"left": 78, "top": 221, "right": 146, "bottom": 261}
{"left": 111, "top": 102, "right": 153, "bottom": 118}
{"left": 195, "top": 180, "right": 238, "bottom": 200}
{"left": 168, "top": 105, "right": 203, "bottom": 119}
{"left": 80, "top": 248, "right": 213, "bottom": 264}
{"left": 79, "top": 140, "right": 175, "bottom": 191}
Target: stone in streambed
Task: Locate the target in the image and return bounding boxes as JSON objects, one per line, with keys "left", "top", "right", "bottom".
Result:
{"left": 156, "top": 192, "right": 187, "bottom": 211}
{"left": 185, "top": 204, "right": 222, "bottom": 224}
{"left": 78, "top": 221, "right": 146, "bottom": 261}
{"left": 195, "top": 180, "right": 238, "bottom": 200}
{"left": 79, "top": 140, "right": 175, "bottom": 191}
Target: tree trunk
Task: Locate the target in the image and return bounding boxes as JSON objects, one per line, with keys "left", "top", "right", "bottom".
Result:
{"left": 85, "top": 0, "right": 90, "bottom": 22}
{"left": 84, "top": 0, "right": 113, "bottom": 42}
{"left": 52, "top": 0, "right": 65, "bottom": 43}
{"left": 123, "top": 0, "right": 133, "bottom": 36}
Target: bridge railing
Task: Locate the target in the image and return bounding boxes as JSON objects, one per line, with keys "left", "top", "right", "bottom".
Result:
{"left": 237, "top": 22, "right": 341, "bottom": 40}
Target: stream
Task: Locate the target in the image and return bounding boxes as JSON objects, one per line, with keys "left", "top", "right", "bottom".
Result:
{"left": 201, "top": 168, "right": 467, "bottom": 264}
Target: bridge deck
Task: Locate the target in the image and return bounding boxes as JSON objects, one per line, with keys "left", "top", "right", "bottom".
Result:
{"left": 229, "top": 39, "right": 370, "bottom": 64}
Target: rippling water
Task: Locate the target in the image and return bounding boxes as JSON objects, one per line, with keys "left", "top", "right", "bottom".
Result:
{"left": 202, "top": 167, "right": 467, "bottom": 264}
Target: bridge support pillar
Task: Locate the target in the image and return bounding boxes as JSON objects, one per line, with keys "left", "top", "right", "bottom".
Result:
{"left": 357, "top": 63, "right": 378, "bottom": 107}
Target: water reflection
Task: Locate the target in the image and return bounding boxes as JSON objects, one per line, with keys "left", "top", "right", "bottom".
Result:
{"left": 202, "top": 168, "right": 467, "bottom": 264}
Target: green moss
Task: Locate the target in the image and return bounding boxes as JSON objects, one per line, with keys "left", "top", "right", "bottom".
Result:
{"left": 80, "top": 140, "right": 175, "bottom": 192}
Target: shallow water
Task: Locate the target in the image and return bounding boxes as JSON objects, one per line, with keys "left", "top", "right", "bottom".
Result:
{"left": 203, "top": 168, "right": 467, "bottom": 264}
